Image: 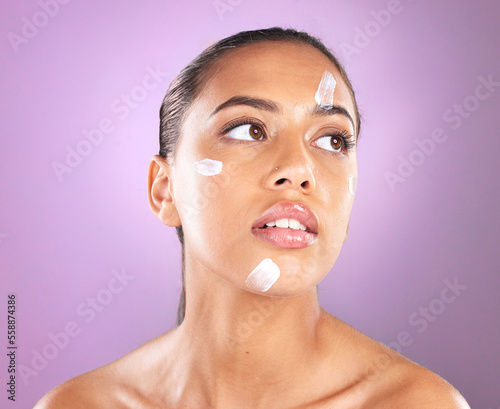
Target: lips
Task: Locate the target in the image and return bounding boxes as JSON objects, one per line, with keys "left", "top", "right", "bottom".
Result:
{"left": 251, "top": 201, "right": 319, "bottom": 249}
{"left": 252, "top": 201, "right": 319, "bottom": 233}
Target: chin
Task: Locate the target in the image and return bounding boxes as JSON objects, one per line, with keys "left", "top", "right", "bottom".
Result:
{"left": 243, "top": 255, "right": 334, "bottom": 298}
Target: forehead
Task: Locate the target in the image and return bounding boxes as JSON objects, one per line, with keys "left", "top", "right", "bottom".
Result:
{"left": 193, "top": 41, "right": 356, "bottom": 120}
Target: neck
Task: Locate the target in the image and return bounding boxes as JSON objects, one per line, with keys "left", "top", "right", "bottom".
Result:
{"left": 170, "top": 251, "right": 330, "bottom": 406}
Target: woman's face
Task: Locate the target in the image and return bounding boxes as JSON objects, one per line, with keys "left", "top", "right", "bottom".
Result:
{"left": 169, "top": 41, "right": 357, "bottom": 296}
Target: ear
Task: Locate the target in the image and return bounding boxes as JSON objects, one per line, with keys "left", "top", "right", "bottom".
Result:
{"left": 343, "top": 222, "right": 349, "bottom": 243}
{"left": 147, "top": 155, "right": 181, "bottom": 227}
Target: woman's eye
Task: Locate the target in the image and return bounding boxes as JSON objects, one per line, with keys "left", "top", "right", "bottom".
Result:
{"left": 226, "top": 124, "right": 264, "bottom": 141}
{"left": 315, "top": 135, "right": 344, "bottom": 152}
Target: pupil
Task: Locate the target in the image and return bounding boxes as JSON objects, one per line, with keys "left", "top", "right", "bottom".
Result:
{"left": 331, "top": 137, "right": 342, "bottom": 150}
{"left": 250, "top": 125, "right": 261, "bottom": 139}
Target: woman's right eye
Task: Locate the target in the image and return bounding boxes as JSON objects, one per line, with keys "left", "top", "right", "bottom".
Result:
{"left": 226, "top": 124, "right": 265, "bottom": 141}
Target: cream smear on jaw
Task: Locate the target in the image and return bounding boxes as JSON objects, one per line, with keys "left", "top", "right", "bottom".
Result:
{"left": 245, "top": 258, "right": 280, "bottom": 292}
{"left": 314, "top": 70, "right": 337, "bottom": 109}
{"left": 348, "top": 176, "right": 358, "bottom": 195}
{"left": 193, "top": 158, "right": 223, "bottom": 176}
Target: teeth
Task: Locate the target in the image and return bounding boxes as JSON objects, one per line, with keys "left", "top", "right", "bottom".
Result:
{"left": 275, "top": 218, "right": 288, "bottom": 228}
{"left": 288, "top": 218, "right": 301, "bottom": 229}
{"left": 265, "top": 218, "right": 307, "bottom": 231}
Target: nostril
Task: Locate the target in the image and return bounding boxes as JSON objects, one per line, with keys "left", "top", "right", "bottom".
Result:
{"left": 276, "top": 178, "right": 286, "bottom": 185}
{"left": 301, "top": 181, "right": 309, "bottom": 189}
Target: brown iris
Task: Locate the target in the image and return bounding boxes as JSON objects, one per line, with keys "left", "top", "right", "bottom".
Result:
{"left": 331, "top": 137, "right": 342, "bottom": 151}
{"left": 249, "top": 125, "right": 262, "bottom": 140}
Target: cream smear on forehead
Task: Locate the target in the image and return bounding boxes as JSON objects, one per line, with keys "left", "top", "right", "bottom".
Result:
{"left": 314, "top": 70, "right": 337, "bottom": 109}
{"left": 193, "top": 158, "right": 223, "bottom": 176}
{"left": 348, "top": 176, "right": 358, "bottom": 195}
{"left": 245, "top": 258, "right": 280, "bottom": 292}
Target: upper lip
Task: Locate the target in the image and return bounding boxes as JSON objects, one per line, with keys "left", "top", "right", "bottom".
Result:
{"left": 252, "top": 201, "right": 319, "bottom": 234}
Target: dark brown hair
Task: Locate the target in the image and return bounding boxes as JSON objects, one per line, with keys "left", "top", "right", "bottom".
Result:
{"left": 158, "top": 27, "right": 361, "bottom": 325}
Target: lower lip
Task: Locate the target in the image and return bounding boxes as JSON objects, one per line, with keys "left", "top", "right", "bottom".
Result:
{"left": 251, "top": 227, "right": 317, "bottom": 249}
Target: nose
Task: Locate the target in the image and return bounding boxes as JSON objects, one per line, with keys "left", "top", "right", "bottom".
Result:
{"left": 264, "top": 144, "right": 316, "bottom": 195}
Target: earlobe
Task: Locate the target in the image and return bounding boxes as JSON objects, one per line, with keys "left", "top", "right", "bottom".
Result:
{"left": 147, "top": 155, "right": 181, "bottom": 227}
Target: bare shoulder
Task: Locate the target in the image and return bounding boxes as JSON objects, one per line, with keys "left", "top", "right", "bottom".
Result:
{"left": 32, "top": 367, "right": 121, "bottom": 409}
{"left": 320, "top": 313, "right": 470, "bottom": 409}
{"left": 374, "top": 364, "right": 470, "bottom": 409}
{"left": 33, "top": 332, "right": 171, "bottom": 409}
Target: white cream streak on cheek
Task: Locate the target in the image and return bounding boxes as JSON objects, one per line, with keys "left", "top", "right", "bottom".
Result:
{"left": 348, "top": 176, "right": 358, "bottom": 195}
{"left": 314, "top": 70, "right": 337, "bottom": 109}
{"left": 245, "top": 258, "right": 280, "bottom": 292}
{"left": 193, "top": 158, "right": 223, "bottom": 176}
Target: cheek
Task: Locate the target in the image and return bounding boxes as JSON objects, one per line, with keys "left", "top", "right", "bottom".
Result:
{"left": 348, "top": 175, "right": 358, "bottom": 195}
{"left": 314, "top": 169, "right": 355, "bottom": 250}
{"left": 176, "top": 158, "right": 247, "bottom": 239}
{"left": 193, "top": 158, "right": 223, "bottom": 176}
{"left": 318, "top": 165, "right": 355, "bottom": 208}
{"left": 175, "top": 158, "right": 265, "bottom": 286}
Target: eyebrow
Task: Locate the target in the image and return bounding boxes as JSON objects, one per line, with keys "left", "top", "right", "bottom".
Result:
{"left": 209, "top": 96, "right": 279, "bottom": 117}
{"left": 309, "top": 104, "right": 355, "bottom": 131}
{"left": 209, "top": 95, "right": 355, "bottom": 131}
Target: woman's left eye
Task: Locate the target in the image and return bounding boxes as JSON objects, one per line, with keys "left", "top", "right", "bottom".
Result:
{"left": 314, "top": 135, "right": 344, "bottom": 153}
{"left": 226, "top": 124, "right": 265, "bottom": 141}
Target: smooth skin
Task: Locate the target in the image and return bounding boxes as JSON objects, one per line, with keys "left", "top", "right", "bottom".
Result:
{"left": 35, "top": 42, "right": 470, "bottom": 408}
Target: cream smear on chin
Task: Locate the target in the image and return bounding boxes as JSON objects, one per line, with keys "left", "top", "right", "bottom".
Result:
{"left": 245, "top": 258, "right": 280, "bottom": 292}
{"left": 314, "top": 70, "right": 337, "bottom": 109}
{"left": 193, "top": 158, "right": 223, "bottom": 176}
{"left": 348, "top": 176, "right": 358, "bottom": 195}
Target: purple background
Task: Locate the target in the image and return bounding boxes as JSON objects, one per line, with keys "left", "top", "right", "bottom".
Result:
{"left": 1, "top": 0, "right": 499, "bottom": 407}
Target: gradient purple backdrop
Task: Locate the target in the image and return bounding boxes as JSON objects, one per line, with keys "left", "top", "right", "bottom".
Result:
{"left": 1, "top": 0, "right": 499, "bottom": 407}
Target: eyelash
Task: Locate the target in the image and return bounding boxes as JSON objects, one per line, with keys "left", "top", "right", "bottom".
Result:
{"left": 221, "top": 118, "right": 355, "bottom": 153}
{"left": 326, "top": 129, "right": 356, "bottom": 151}
{"left": 221, "top": 118, "right": 265, "bottom": 136}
